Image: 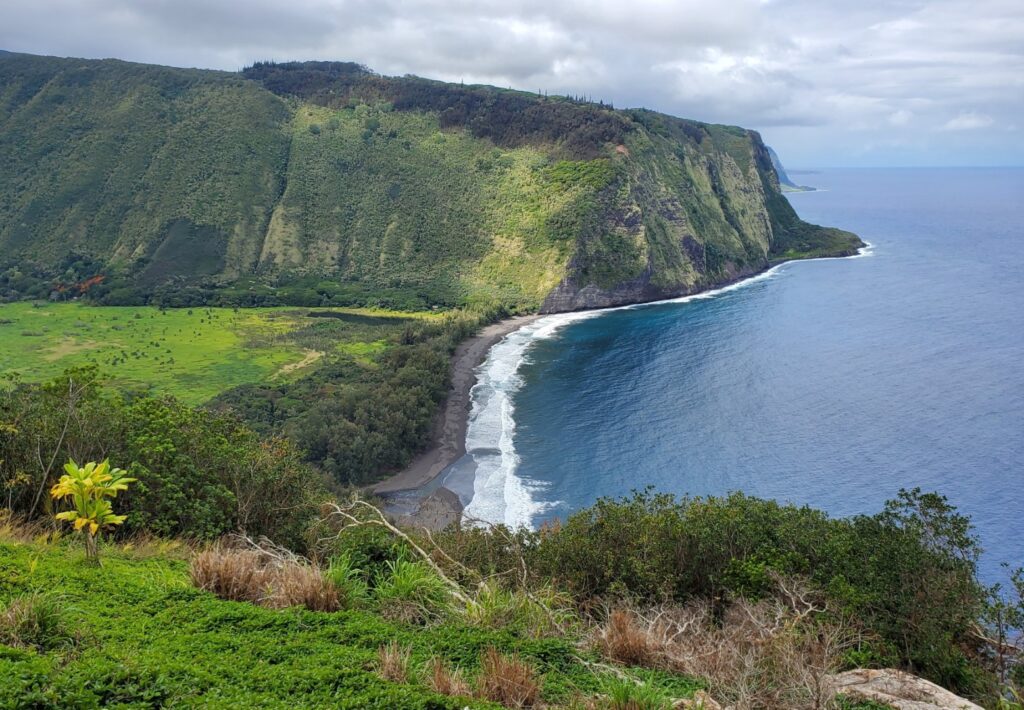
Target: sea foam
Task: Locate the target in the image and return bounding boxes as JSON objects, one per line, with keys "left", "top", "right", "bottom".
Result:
{"left": 461, "top": 242, "right": 873, "bottom": 529}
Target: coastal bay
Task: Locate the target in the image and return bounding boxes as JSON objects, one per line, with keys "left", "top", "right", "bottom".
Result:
{"left": 401, "top": 168, "right": 1024, "bottom": 586}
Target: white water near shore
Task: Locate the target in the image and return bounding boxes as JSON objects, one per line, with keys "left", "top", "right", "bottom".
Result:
{"left": 461, "top": 245, "right": 874, "bottom": 528}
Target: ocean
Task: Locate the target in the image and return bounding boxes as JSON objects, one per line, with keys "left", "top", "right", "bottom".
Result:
{"left": 441, "top": 167, "right": 1024, "bottom": 583}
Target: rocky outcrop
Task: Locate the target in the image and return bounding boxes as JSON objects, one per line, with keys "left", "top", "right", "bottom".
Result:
{"left": 826, "top": 669, "right": 984, "bottom": 710}
{"left": 540, "top": 262, "right": 761, "bottom": 313}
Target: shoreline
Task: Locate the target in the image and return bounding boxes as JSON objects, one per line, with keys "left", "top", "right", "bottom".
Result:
{"left": 374, "top": 243, "right": 870, "bottom": 526}
{"left": 371, "top": 314, "right": 541, "bottom": 498}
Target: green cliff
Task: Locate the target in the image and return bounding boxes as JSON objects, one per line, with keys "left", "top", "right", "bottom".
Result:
{"left": 0, "top": 53, "right": 862, "bottom": 312}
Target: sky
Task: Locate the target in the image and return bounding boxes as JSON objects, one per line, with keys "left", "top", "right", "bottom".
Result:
{"left": 1, "top": 0, "right": 1022, "bottom": 167}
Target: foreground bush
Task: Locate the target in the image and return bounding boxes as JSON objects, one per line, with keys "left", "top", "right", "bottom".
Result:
{"left": 593, "top": 595, "right": 854, "bottom": 710}
{"left": 1, "top": 367, "right": 327, "bottom": 549}
{"left": 432, "top": 490, "right": 1011, "bottom": 703}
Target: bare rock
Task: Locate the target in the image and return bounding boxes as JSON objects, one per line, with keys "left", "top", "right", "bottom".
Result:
{"left": 827, "top": 669, "right": 983, "bottom": 710}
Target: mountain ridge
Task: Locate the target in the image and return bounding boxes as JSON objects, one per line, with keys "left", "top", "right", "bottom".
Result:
{"left": 0, "top": 53, "right": 862, "bottom": 313}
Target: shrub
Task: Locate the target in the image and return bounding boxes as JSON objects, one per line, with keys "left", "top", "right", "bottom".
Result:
{"left": 374, "top": 559, "right": 450, "bottom": 623}
{"left": 0, "top": 592, "right": 79, "bottom": 651}
{"left": 50, "top": 459, "right": 135, "bottom": 562}
{"left": 592, "top": 597, "right": 854, "bottom": 710}
{"left": 1, "top": 368, "right": 326, "bottom": 549}
{"left": 526, "top": 489, "right": 990, "bottom": 698}
{"left": 476, "top": 647, "right": 542, "bottom": 709}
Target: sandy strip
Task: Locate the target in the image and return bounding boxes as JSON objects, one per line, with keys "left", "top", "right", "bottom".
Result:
{"left": 371, "top": 314, "right": 541, "bottom": 496}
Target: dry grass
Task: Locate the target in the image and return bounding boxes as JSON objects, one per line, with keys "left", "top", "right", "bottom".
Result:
{"left": 593, "top": 582, "right": 857, "bottom": 710}
{"left": 0, "top": 592, "right": 80, "bottom": 651}
{"left": 377, "top": 641, "right": 411, "bottom": 683}
{"left": 189, "top": 544, "right": 339, "bottom": 611}
{"left": 595, "top": 609, "right": 663, "bottom": 667}
{"left": 117, "top": 535, "right": 191, "bottom": 560}
{"left": 426, "top": 656, "right": 472, "bottom": 698}
{"left": 0, "top": 510, "right": 54, "bottom": 545}
{"left": 477, "top": 646, "right": 543, "bottom": 709}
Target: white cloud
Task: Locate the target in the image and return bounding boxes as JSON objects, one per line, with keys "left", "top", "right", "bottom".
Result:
{"left": 941, "top": 111, "right": 995, "bottom": 131}
{"left": 888, "top": 109, "right": 913, "bottom": 126}
{"left": 0, "top": 0, "right": 1022, "bottom": 165}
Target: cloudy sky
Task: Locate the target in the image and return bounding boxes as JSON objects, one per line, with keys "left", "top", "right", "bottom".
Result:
{"left": 2, "top": 0, "right": 1022, "bottom": 166}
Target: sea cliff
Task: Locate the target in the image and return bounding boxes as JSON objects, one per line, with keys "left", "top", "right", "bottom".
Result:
{"left": 0, "top": 54, "right": 861, "bottom": 312}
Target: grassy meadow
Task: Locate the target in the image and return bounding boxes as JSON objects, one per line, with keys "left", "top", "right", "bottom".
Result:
{"left": 0, "top": 302, "right": 430, "bottom": 405}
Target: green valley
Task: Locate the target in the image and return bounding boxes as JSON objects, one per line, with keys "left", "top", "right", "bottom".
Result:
{"left": 0, "top": 43, "right": 1020, "bottom": 710}
{"left": 0, "top": 302, "right": 435, "bottom": 406}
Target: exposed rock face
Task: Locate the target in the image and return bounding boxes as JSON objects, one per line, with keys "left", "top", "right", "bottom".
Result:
{"left": 540, "top": 263, "right": 761, "bottom": 313}
{"left": 539, "top": 126, "right": 853, "bottom": 313}
{"left": 827, "top": 669, "right": 984, "bottom": 710}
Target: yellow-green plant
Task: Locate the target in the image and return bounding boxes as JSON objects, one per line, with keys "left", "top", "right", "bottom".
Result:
{"left": 50, "top": 460, "right": 135, "bottom": 562}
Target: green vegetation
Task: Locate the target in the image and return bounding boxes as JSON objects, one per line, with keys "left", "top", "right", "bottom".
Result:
{"left": 210, "top": 309, "right": 486, "bottom": 484}
{"left": 0, "top": 539, "right": 700, "bottom": 709}
{"left": 0, "top": 302, "right": 306, "bottom": 404}
{"left": 2, "top": 314, "right": 471, "bottom": 500}
{"left": 1, "top": 368, "right": 327, "bottom": 548}
{"left": 0, "top": 52, "right": 861, "bottom": 315}
{"left": 50, "top": 459, "right": 135, "bottom": 561}
{"left": 0, "top": 303, "right": 473, "bottom": 487}
{"left": 0, "top": 301, "right": 440, "bottom": 406}
{"left": 0, "top": 487, "right": 1019, "bottom": 708}
{"left": 0, "top": 55, "right": 289, "bottom": 282}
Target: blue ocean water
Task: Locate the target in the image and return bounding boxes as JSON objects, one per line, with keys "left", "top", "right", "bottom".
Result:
{"left": 446, "top": 168, "right": 1024, "bottom": 582}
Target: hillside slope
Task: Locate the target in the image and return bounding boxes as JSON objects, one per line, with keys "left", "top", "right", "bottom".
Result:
{"left": 0, "top": 53, "right": 861, "bottom": 312}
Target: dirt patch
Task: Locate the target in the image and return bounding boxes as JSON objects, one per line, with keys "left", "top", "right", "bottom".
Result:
{"left": 273, "top": 349, "right": 323, "bottom": 378}
{"left": 43, "top": 338, "right": 101, "bottom": 362}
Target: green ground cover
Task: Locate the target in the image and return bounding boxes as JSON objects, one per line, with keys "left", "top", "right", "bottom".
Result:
{"left": 0, "top": 539, "right": 700, "bottom": 708}
{"left": 0, "top": 302, "right": 429, "bottom": 405}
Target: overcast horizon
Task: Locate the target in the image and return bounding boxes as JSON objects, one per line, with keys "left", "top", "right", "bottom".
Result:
{"left": 2, "top": 0, "right": 1022, "bottom": 167}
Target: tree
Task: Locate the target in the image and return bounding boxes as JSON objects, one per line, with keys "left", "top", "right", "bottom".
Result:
{"left": 50, "top": 460, "right": 135, "bottom": 562}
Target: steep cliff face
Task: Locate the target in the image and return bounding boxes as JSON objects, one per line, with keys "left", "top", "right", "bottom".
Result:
{"left": 0, "top": 54, "right": 861, "bottom": 312}
{"left": 540, "top": 117, "right": 858, "bottom": 312}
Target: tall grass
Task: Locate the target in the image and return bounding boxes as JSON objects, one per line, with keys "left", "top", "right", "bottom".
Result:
{"left": 0, "top": 592, "right": 79, "bottom": 651}
{"left": 324, "top": 553, "right": 370, "bottom": 608}
{"left": 373, "top": 558, "right": 451, "bottom": 623}
{"left": 602, "top": 677, "right": 673, "bottom": 710}
{"left": 376, "top": 641, "right": 411, "bottom": 683}
{"left": 425, "top": 657, "right": 472, "bottom": 698}
{"left": 477, "top": 646, "right": 542, "bottom": 709}
{"left": 189, "top": 545, "right": 339, "bottom": 611}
